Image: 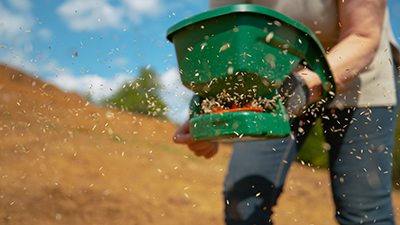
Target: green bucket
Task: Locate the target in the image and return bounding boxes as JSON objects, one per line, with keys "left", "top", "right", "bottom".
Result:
{"left": 167, "top": 4, "right": 335, "bottom": 141}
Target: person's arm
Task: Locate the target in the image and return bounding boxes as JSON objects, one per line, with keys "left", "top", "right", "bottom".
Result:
{"left": 173, "top": 120, "right": 219, "bottom": 158}
{"left": 300, "top": 0, "right": 388, "bottom": 103}
{"left": 173, "top": 0, "right": 388, "bottom": 156}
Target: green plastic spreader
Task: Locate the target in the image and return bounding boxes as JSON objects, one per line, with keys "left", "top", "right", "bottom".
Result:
{"left": 166, "top": 4, "right": 335, "bottom": 141}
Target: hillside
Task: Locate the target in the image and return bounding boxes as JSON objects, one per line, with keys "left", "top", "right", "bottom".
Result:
{"left": 0, "top": 65, "right": 399, "bottom": 224}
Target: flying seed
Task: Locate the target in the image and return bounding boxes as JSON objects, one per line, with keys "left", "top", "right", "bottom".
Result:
{"left": 265, "top": 32, "right": 274, "bottom": 43}
{"left": 219, "top": 43, "right": 230, "bottom": 52}
{"left": 200, "top": 42, "right": 207, "bottom": 50}
{"left": 273, "top": 20, "right": 282, "bottom": 27}
{"left": 227, "top": 66, "right": 234, "bottom": 75}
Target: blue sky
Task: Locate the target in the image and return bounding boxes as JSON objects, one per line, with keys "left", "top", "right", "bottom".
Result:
{"left": 1, "top": 0, "right": 399, "bottom": 123}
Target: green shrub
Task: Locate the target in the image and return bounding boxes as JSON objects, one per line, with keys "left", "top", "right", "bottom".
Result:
{"left": 392, "top": 115, "right": 400, "bottom": 189}
{"left": 103, "top": 67, "right": 168, "bottom": 117}
{"left": 297, "top": 117, "right": 329, "bottom": 168}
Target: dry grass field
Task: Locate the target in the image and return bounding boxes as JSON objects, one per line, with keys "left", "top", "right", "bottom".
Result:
{"left": 0, "top": 65, "right": 399, "bottom": 224}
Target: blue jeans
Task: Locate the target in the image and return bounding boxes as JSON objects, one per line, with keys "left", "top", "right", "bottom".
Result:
{"left": 224, "top": 106, "right": 398, "bottom": 224}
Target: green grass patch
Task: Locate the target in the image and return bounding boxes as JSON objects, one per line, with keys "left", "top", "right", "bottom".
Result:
{"left": 297, "top": 117, "right": 329, "bottom": 169}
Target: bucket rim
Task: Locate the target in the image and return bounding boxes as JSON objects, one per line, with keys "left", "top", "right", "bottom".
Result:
{"left": 166, "top": 4, "right": 317, "bottom": 43}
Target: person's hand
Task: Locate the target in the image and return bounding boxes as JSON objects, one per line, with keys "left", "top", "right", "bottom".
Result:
{"left": 297, "top": 68, "right": 323, "bottom": 104}
{"left": 173, "top": 120, "right": 219, "bottom": 159}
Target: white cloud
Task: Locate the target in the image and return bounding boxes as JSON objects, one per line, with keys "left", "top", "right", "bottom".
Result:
{"left": 57, "top": 0, "right": 166, "bottom": 32}
{"left": 23, "top": 42, "right": 33, "bottom": 53}
{"left": 46, "top": 71, "right": 132, "bottom": 101}
{"left": 0, "top": 46, "right": 36, "bottom": 71}
{"left": 111, "top": 56, "right": 129, "bottom": 66}
{"left": 0, "top": 44, "right": 129, "bottom": 101}
{"left": 57, "top": 0, "right": 125, "bottom": 31}
{"left": 36, "top": 27, "right": 53, "bottom": 41}
{"left": 122, "top": 0, "right": 164, "bottom": 24}
{"left": 0, "top": 47, "right": 190, "bottom": 123}
{"left": 6, "top": 0, "right": 32, "bottom": 12}
{"left": 43, "top": 67, "right": 190, "bottom": 123}
{"left": 0, "top": 2, "right": 35, "bottom": 44}
{"left": 122, "top": 0, "right": 162, "bottom": 15}
{"left": 160, "top": 67, "right": 191, "bottom": 123}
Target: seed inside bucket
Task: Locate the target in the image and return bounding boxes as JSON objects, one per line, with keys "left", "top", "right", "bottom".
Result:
{"left": 200, "top": 90, "right": 278, "bottom": 115}
{"left": 265, "top": 32, "right": 274, "bottom": 43}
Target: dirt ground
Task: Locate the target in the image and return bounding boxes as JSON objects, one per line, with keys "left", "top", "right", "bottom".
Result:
{"left": 0, "top": 65, "right": 399, "bottom": 225}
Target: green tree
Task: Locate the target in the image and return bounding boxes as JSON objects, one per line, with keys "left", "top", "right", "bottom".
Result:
{"left": 104, "top": 67, "right": 168, "bottom": 117}
{"left": 297, "top": 117, "right": 329, "bottom": 169}
{"left": 393, "top": 115, "right": 400, "bottom": 189}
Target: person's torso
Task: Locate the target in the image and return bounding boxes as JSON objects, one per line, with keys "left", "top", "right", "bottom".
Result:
{"left": 210, "top": 0, "right": 400, "bottom": 108}
{"left": 251, "top": 0, "right": 340, "bottom": 50}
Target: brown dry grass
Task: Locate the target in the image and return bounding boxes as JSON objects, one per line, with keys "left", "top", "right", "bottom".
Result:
{"left": 0, "top": 65, "right": 399, "bottom": 224}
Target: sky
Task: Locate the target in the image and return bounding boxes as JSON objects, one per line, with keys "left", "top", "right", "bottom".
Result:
{"left": 1, "top": 0, "right": 400, "bottom": 123}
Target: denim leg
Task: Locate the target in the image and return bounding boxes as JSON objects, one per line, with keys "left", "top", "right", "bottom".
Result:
{"left": 224, "top": 136, "right": 297, "bottom": 225}
{"left": 324, "top": 107, "right": 398, "bottom": 224}
{"left": 223, "top": 112, "right": 317, "bottom": 225}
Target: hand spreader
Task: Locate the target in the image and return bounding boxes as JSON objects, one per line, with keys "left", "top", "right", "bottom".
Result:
{"left": 166, "top": 4, "right": 336, "bottom": 141}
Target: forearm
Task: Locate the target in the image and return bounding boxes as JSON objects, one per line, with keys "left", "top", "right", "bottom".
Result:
{"left": 300, "top": 0, "right": 387, "bottom": 103}
{"left": 299, "top": 37, "right": 380, "bottom": 103}
{"left": 300, "top": 37, "right": 380, "bottom": 103}
{"left": 327, "top": 33, "right": 381, "bottom": 93}
{"left": 329, "top": 0, "right": 386, "bottom": 92}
